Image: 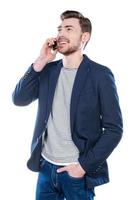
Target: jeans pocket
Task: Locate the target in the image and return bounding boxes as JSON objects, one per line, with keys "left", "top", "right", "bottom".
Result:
{"left": 66, "top": 171, "right": 85, "bottom": 181}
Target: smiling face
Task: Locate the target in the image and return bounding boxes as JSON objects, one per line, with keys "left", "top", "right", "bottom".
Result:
{"left": 57, "top": 18, "right": 89, "bottom": 55}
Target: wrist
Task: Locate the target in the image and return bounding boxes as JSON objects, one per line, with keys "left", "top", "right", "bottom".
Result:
{"left": 33, "top": 57, "right": 48, "bottom": 72}
{"left": 78, "top": 163, "right": 86, "bottom": 174}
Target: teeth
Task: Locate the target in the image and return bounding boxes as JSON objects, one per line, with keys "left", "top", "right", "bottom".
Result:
{"left": 59, "top": 41, "right": 67, "bottom": 44}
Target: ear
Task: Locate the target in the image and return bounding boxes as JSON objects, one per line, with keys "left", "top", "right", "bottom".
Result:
{"left": 82, "top": 32, "right": 91, "bottom": 44}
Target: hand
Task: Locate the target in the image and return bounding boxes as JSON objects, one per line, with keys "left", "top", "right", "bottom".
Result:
{"left": 33, "top": 38, "right": 58, "bottom": 72}
{"left": 57, "top": 163, "right": 86, "bottom": 178}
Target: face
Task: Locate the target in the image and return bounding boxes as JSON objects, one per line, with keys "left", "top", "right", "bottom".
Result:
{"left": 56, "top": 18, "right": 84, "bottom": 55}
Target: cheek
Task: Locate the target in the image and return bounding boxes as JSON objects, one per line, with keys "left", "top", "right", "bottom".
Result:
{"left": 70, "top": 37, "right": 82, "bottom": 46}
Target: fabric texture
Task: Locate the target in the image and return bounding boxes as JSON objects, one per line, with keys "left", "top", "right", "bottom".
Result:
{"left": 36, "top": 159, "right": 95, "bottom": 200}
{"left": 42, "top": 67, "right": 79, "bottom": 164}
{"left": 12, "top": 54, "right": 123, "bottom": 188}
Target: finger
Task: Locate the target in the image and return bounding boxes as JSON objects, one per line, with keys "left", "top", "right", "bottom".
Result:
{"left": 47, "top": 38, "right": 56, "bottom": 47}
{"left": 57, "top": 166, "right": 67, "bottom": 173}
{"left": 51, "top": 49, "right": 58, "bottom": 55}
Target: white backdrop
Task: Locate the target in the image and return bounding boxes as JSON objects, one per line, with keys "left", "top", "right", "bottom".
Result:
{"left": 0, "top": 0, "right": 133, "bottom": 199}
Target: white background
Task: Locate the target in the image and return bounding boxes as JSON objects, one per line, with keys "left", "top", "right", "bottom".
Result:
{"left": 0, "top": 0, "right": 133, "bottom": 199}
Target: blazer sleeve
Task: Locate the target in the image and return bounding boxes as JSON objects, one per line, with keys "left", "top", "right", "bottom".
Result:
{"left": 12, "top": 65, "right": 41, "bottom": 106}
{"left": 78, "top": 67, "right": 123, "bottom": 175}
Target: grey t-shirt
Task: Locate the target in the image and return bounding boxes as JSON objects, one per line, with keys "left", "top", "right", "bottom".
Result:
{"left": 42, "top": 66, "right": 79, "bottom": 165}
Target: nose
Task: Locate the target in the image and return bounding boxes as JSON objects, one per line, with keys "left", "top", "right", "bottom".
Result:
{"left": 57, "top": 32, "right": 63, "bottom": 39}
{"left": 57, "top": 28, "right": 66, "bottom": 38}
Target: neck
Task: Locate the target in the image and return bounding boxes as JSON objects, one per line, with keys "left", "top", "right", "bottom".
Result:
{"left": 62, "top": 51, "right": 83, "bottom": 69}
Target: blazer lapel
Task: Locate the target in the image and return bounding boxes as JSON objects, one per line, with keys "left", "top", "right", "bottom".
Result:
{"left": 46, "top": 60, "right": 62, "bottom": 118}
{"left": 70, "top": 55, "right": 91, "bottom": 134}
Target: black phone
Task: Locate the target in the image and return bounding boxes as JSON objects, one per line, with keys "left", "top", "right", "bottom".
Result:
{"left": 52, "top": 41, "right": 58, "bottom": 50}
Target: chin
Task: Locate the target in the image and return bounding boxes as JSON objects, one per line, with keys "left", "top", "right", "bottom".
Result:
{"left": 58, "top": 49, "right": 68, "bottom": 55}
{"left": 59, "top": 49, "right": 77, "bottom": 56}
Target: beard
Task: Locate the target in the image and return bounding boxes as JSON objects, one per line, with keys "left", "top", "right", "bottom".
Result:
{"left": 58, "top": 44, "right": 81, "bottom": 55}
{"left": 57, "top": 35, "right": 82, "bottom": 56}
{"left": 58, "top": 37, "right": 81, "bottom": 56}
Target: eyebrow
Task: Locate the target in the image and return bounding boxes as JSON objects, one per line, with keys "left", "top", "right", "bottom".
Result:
{"left": 57, "top": 25, "right": 74, "bottom": 29}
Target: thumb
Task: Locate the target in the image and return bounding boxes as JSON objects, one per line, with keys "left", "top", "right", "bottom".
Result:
{"left": 52, "top": 49, "right": 58, "bottom": 56}
{"left": 57, "top": 166, "right": 67, "bottom": 173}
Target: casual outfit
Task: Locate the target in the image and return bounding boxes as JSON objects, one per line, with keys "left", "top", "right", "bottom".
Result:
{"left": 12, "top": 55, "right": 123, "bottom": 200}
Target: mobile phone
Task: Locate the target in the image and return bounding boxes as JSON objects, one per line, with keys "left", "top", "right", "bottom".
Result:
{"left": 52, "top": 41, "right": 58, "bottom": 50}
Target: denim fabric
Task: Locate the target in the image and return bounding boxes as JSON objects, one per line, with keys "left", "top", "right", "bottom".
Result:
{"left": 36, "top": 159, "right": 95, "bottom": 200}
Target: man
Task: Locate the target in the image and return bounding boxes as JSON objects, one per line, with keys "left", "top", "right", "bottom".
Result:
{"left": 12, "top": 10, "right": 123, "bottom": 200}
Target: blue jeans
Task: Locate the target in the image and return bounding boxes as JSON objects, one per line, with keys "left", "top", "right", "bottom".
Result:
{"left": 36, "top": 159, "right": 95, "bottom": 200}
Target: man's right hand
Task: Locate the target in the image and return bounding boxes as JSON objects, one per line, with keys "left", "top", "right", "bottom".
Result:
{"left": 33, "top": 38, "right": 58, "bottom": 72}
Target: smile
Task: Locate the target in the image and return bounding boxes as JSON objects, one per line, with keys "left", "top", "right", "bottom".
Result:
{"left": 59, "top": 41, "right": 68, "bottom": 45}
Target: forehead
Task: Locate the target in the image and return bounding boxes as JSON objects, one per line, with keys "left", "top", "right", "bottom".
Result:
{"left": 59, "top": 18, "right": 81, "bottom": 29}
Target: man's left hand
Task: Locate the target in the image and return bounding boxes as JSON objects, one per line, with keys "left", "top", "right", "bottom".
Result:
{"left": 57, "top": 163, "right": 86, "bottom": 178}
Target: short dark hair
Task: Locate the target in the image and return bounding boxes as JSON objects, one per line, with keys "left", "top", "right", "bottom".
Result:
{"left": 60, "top": 10, "right": 92, "bottom": 34}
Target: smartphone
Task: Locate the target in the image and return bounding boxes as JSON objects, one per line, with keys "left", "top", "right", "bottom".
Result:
{"left": 52, "top": 41, "right": 58, "bottom": 50}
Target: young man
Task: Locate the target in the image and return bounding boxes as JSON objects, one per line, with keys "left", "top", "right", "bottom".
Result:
{"left": 12, "top": 10, "right": 123, "bottom": 200}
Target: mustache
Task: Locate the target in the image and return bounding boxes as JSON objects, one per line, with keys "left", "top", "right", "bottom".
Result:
{"left": 57, "top": 37, "right": 69, "bottom": 43}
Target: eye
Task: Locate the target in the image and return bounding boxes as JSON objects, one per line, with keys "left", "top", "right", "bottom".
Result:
{"left": 67, "top": 27, "right": 72, "bottom": 31}
{"left": 58, "top": 27, "right": 62, "bottom": 32}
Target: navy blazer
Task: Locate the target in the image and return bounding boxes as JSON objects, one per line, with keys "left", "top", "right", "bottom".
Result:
{"left": 12, "top": 54, "right": 123, "bottom": 188}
